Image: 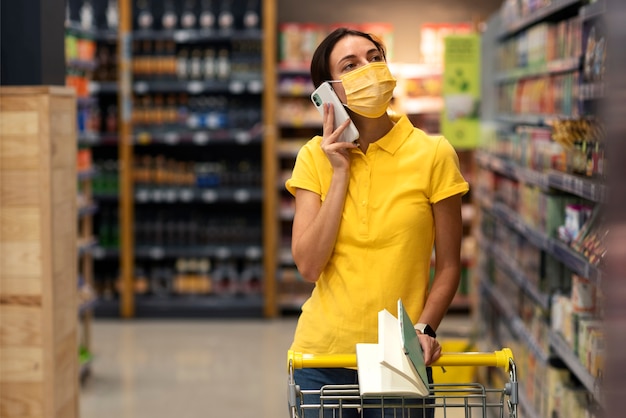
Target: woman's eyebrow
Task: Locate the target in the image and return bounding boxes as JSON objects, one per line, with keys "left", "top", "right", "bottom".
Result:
{"left": 337, "top": 48, "right": 379, "bottom": 64}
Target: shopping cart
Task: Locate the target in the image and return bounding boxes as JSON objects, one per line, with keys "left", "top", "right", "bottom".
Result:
{"left": 287, "top": 349, "right": 518, "bottom": 418}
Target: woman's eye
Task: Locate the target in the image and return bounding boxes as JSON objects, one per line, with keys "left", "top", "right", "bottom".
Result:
{"left": 370, "top": 55, "right": 383, "bottom": 62}
{"left": 342, "top": 63, "right": 356, "bottom": 71}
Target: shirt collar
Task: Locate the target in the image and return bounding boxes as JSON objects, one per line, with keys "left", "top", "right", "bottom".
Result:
{"left": 371, "top": 114, "right": 413, "bottom": 155}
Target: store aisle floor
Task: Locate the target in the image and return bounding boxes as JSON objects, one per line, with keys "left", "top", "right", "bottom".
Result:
{"left": 80, "top": 314, "right": 472, "bottom": 418}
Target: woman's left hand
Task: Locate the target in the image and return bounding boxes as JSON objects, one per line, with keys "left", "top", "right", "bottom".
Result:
{"left": 417, "top": 333, "right": 442, "bottom": 366}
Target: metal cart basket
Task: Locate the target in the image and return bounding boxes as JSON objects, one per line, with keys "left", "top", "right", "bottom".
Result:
{"left": 287, "top": 349, "right": 518, "bottom": 418}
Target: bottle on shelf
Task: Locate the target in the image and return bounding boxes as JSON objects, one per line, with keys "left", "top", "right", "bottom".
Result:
{"left": 216, "top": 48, "right": 230, "bottom": 80}
{"left": 199, "top": 0, "right": 215, "bottom": 30}
{"left": 189, "top": 48, "right": 203, "bottom": 80}
{"left": 211, "top": 256, "right": 239, "bottom": 295}
{"left": 161, "top": 0, "right": 178, "bottom": 31}
{"left": 136, "top": 0, "right": 153, "bottom": 30}
{"left": 180, "top": 0, "right": 197, "bottom": 30}
{"left": 217, "top": 0, "right": 234, "bottom": 31}
{"left": 203, "top": 48, "right": 216, "bottom": 80}
{"left": 79, "top": 0, "right": 94, "bottom": 30}
{"left": 106, "top": 0, "right": 118, "bottom": 30}
{"left": 243, "top": 0, "right": 260, "bottom": 30}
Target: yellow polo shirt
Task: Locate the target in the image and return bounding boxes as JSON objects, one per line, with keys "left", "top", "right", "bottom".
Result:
{"left": 286, "top": 115, "right": 468, "bottom": 356}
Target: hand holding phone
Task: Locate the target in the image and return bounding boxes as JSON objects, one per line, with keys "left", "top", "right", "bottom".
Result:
{"left": 311, "top": 82, "right": 360, "bottom": 143}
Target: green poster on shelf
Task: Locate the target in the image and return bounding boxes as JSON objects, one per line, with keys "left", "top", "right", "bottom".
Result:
{"left": 441, "top": 34, "right": 480, "bottom": 149}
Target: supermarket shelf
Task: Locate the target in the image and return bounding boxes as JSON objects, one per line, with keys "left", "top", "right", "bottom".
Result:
{"left": 134, "top": 244, "right": 263, "bottom": 260}
{"left": 132, "top": 78, "right": 263, "bottom": 95}
{"left": 134, "top": 124, "right": 263, "bottom": 145}
{"left": 518, "top": 386, "right": 542, "bottom": 418}
{"left": 546, "top": 170, "right": 606, "bottom": 202}
{"left": 481, "top": 280, "right": 550, "bottom": 363}
{"left": 78, "top": 132, "right": 119, "bottom": 146}
{"left": 579, "top": 82, "right": 606, "bottom": 101}
{"left": 88, "top": 81, "right": 118, "bottom": 94}
{"left": 476, "top": 151, "right": 606, "bottom": 202}
{"left": 277, "top": 139, "right": 308, "bottom": 158}
{"left": 94, "top": 294, "right": 264, "bottom": 318}
{"left": 580, "top": 0, "right": 606, "bottom": 21}
{"left": 495, "top": 56, "right": 581, "bottom": 83}
{"left": 549, "top": 330, "right": 602, "bottom": 403}
{"left": 65, "top": 21, "right": 117, "bottom": 42}
{"left": 67, "top": 58, "right": 98, "bottom": 72}
{"left": 487, "top": 241, "right": 551, "bottom": 310}
{"left": 92, "top": 246, "right": 119, "bottom": 260}
{"left": 278, "top": 66, "right": 311, "bottom": 75}
{"left": 134, "top": 186, "right": 263, "bottom": 204}
{"left": 77, "top": 96, "right": 98, "bottom": 107}
{"left": 92, "top": 192, "right": 119, "bottom": 202}
{"left": 132, "top": 28, "right": 263, "bottom": 43}
{"left": 499, "top": 0, "right": 583, "bottom": 38}
{"left": 486, "top": 201, "right": 603, "bottom": 284}
{"left": 496, "top": 113, "right": 574, "bottom": 126}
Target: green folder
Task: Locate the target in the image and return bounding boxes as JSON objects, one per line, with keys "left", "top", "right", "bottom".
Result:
{"left": 397, "top": 299, "right": 429, "bottom": 387}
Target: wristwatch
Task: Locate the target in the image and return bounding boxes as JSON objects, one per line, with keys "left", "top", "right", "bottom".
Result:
{"left": 414, "top": 323, "right": 437, "bottom": 339}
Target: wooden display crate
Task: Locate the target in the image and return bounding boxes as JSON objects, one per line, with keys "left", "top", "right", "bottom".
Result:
{"left": 0, "top": 86, "right": 79, "bottom": 418}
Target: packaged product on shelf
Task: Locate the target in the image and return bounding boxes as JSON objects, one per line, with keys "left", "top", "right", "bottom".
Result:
{"left": 571, "top": 274, "right": 597, "bottom": 314}
{"left": 559, "top": 203, "right": 594, "bottom": 244}
{"left": 576, "top": 317, "right": 603, "bottom": 371}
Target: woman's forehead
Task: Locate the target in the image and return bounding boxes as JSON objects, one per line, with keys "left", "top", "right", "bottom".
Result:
{"left": 330, "top": 36, "right": 378, "bottom": 63}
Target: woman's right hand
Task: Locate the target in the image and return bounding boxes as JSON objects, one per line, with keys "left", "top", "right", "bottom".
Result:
{"left": 320, "top": 103, "right": 357, "bottom": 173}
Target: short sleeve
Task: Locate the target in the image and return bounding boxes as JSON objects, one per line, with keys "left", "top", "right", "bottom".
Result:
{"left": 285, "top": 137, "right": 325, "bottom": 197}
{"left": 428, "top": 137, "right": 469, "bottom": 204}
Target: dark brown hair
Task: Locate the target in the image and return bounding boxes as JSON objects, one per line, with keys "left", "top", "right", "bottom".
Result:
{"left": 310, "top": 28, "right": 387, "bottom": 88}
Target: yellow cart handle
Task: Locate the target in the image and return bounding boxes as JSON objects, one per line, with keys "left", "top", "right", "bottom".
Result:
{"left": 288, "top": 348, "right": 514, "bottom": 373}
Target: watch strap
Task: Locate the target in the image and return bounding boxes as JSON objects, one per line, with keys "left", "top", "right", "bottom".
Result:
{"left": 414, "top": 322, "right": 437, "bottom": 338}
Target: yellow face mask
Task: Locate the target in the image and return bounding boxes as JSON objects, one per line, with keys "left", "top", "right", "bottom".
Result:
{"left": 333, "top": 62, "right": 397, "bottom": 118}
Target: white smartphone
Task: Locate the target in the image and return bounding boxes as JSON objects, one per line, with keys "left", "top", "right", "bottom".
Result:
{"left": 311, "top": 82, "right": 360, "bottom": 143}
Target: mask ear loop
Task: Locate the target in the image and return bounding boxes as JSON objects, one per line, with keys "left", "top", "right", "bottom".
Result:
{"left": 325, "top": 80, "right": 351, "bottom": 110}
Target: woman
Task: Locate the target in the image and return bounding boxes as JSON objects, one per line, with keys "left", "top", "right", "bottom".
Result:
{"left": 286, "top": 27, "right": 469, "bottom": 417}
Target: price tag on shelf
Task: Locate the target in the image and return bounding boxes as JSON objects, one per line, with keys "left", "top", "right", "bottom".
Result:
{"left": 215, "top": 246, "right": 231, "bottom": 260}
{"left": 165, "top": 189, "right": 177, "bottom": 202}
{"left": 229, "top": 80, "right": 245, "bottom": 94}
{"left": 234, "top": 188, "right": 250, "bottom": 203}
{"left": 136, "top": 189, "right": 149, "bottom": 203}
{"left": 152, "top": 189, "right": 164, "bottom": 202}
{"left": 234, "top": 130, "right": 251, "bottom": 144}
{"left": 88, "top": 81, "right": 100, "bottom": 94}
{"left": 179, "top": 188, "right": 194, "bottom": 202}
{"left": 149, "top": 247, "right": 165, "bottom": 259}
{"left": 248, "top": 80, "right": 263, "bottom": 94}
{"left": 173, "top": 30, "right": 191, "bottom": 42}
{"left": 247, "top": 80, "right": 263, "bottom": 94}
{"left": 245, "top": 246, "right": 262, "bottom": 260}
{"left": 192, "top": 131, "right": 210, "bottom": 145}
{"left": 187, "top": 81, "right": 204, "bottom": 94}
{"left": 134, "top": 81, "right": 149, "bottom": 94}
{"left": 163, "top": 132, "right": 180, "bottom": 145}
{"left": 92, "top": 246, "right": 106, "bottom": 259}
{"left": 201, "top": 189, "right": 218, "bottom": 203}
{"left": 136, "top": 132, "right": 152, "bottom": 145}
